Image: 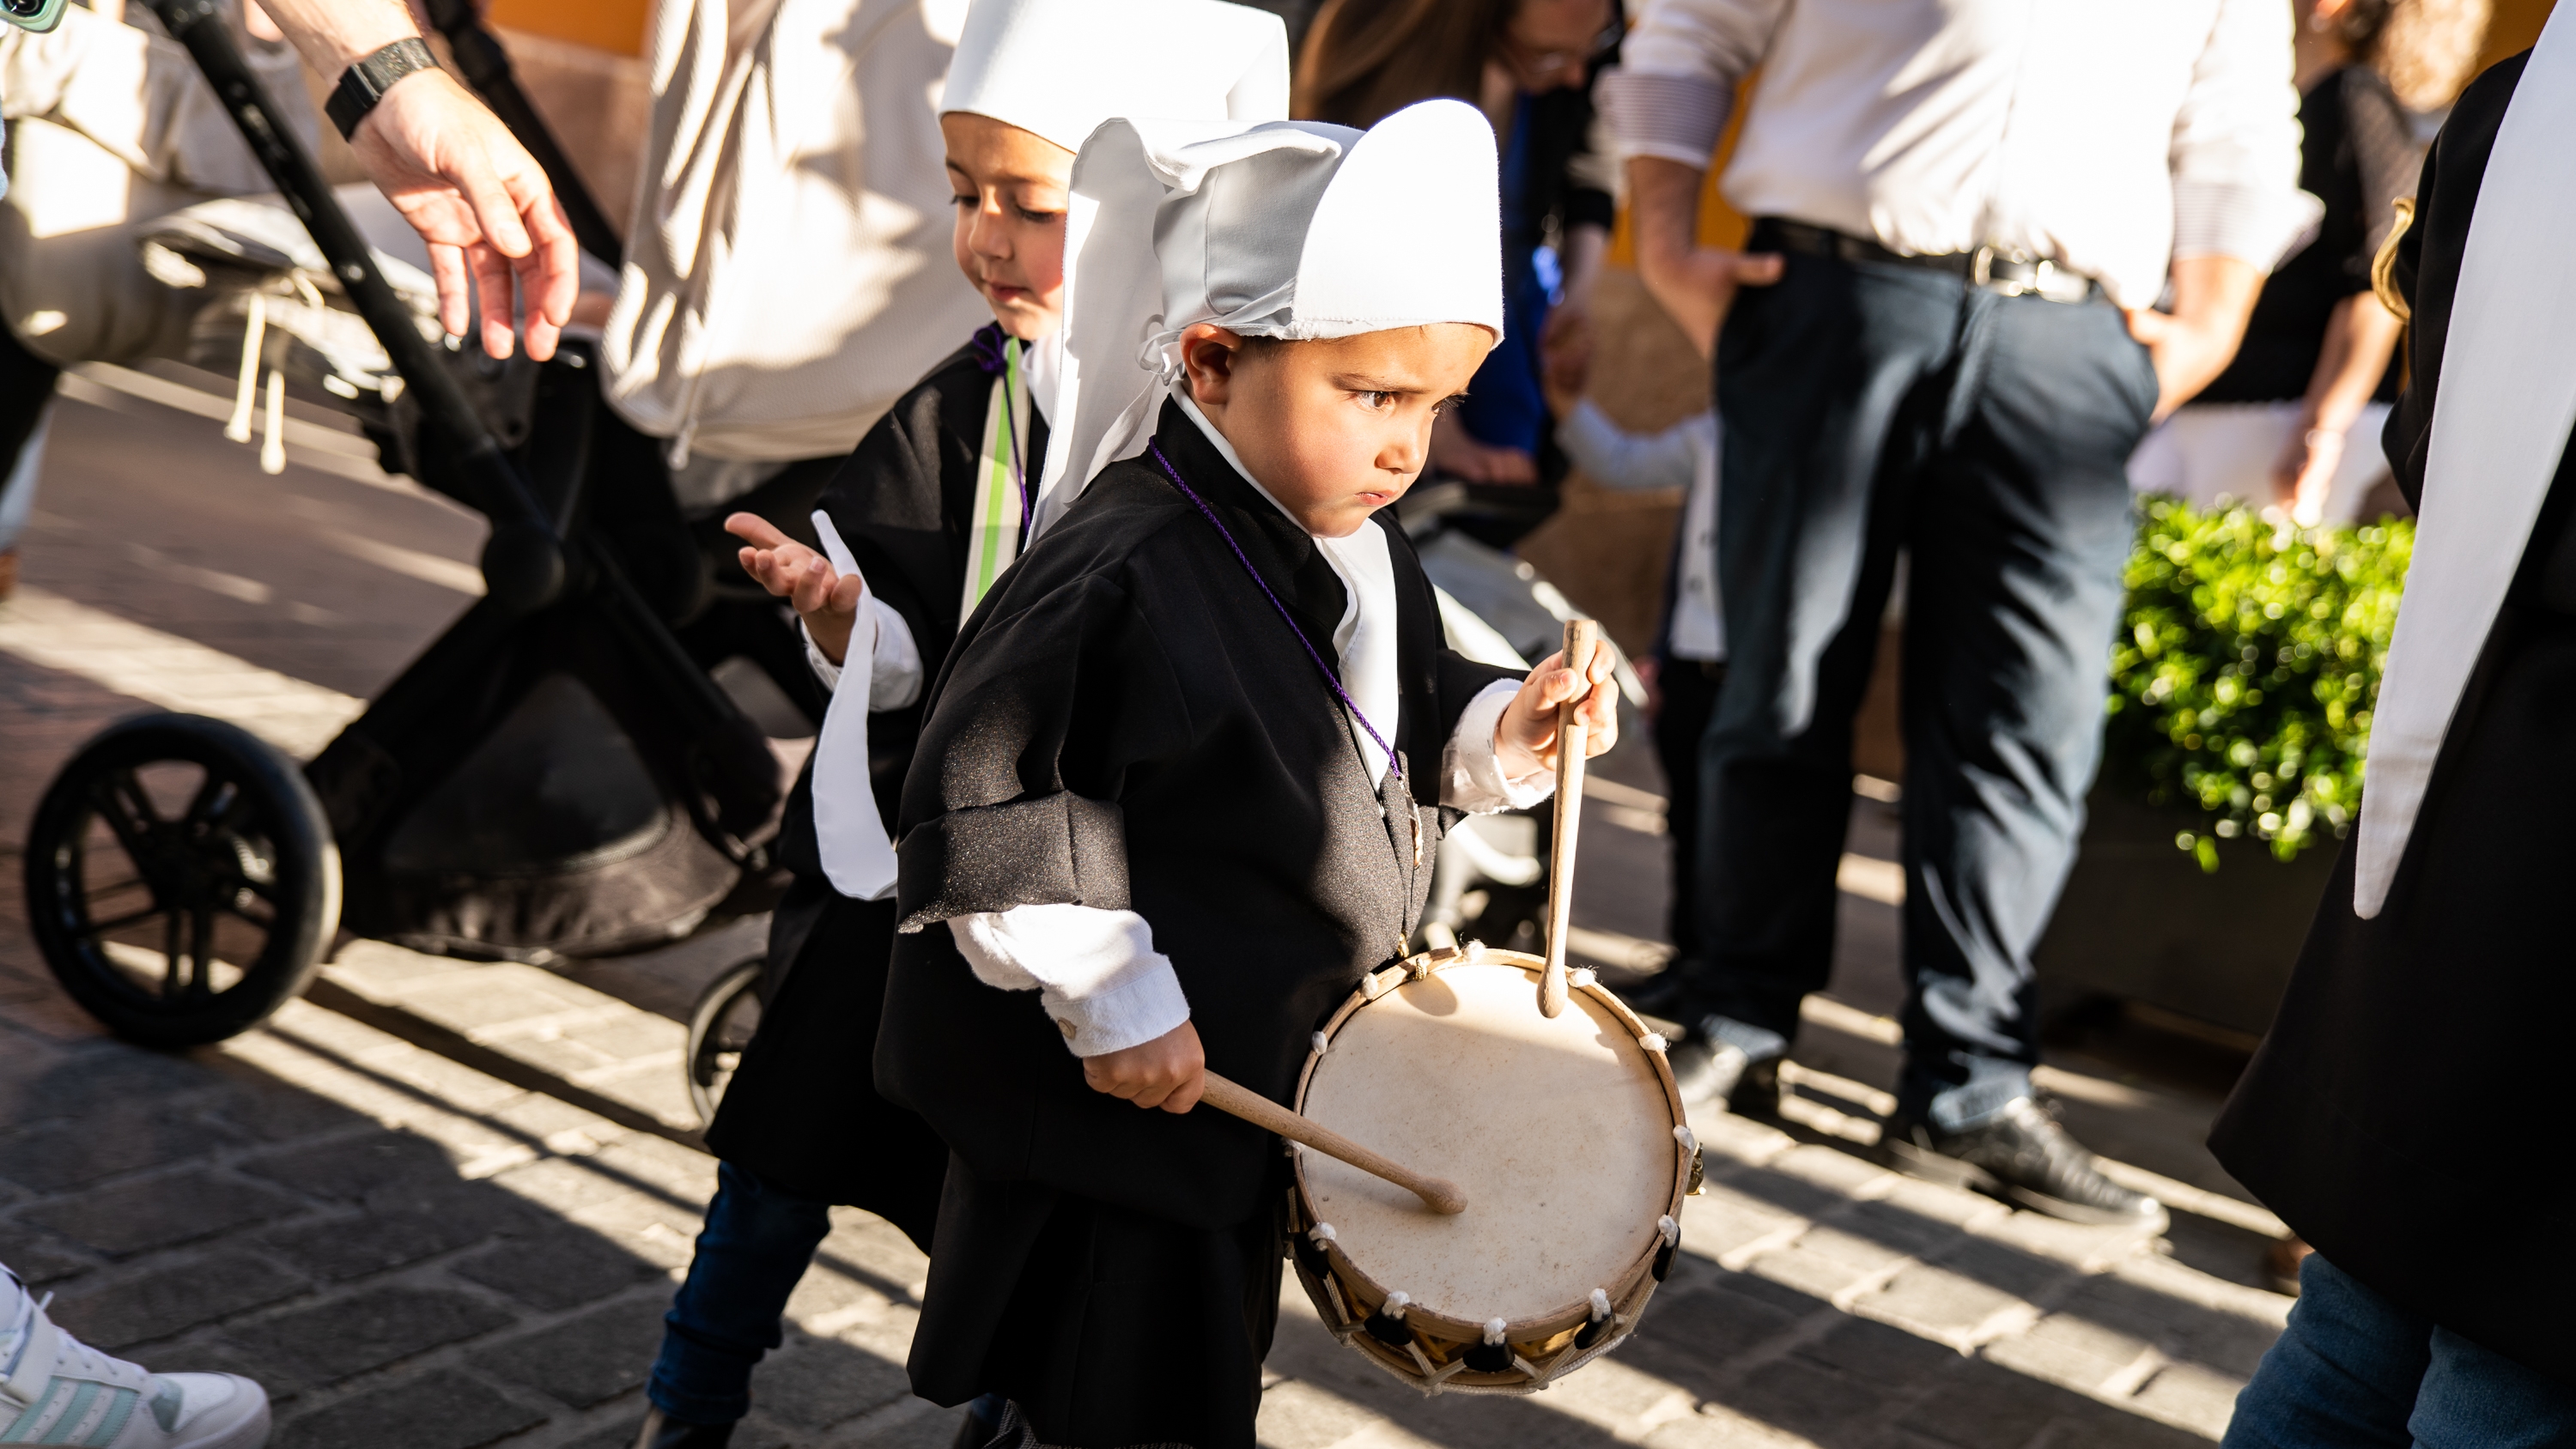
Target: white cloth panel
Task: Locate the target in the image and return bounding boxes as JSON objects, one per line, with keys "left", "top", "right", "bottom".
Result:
{"left": 1602, "top": 0, "right": 2314, "bottom": 308}
{"left": 799, "top": 597, "right": 923, "bottom": 706}
{"left": 2352, "top": 7, "right": 2576, "bottom": 919}
{"left": 805, "top": 513, "right": 898, "bottom": 900}
{"left": 937, "top": 0, "right": 1288, "bottom": 154}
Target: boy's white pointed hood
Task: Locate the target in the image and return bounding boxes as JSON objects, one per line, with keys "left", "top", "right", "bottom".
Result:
{"left": 937, "top": 0, "right": 1289, "bottom": 155}
{"left": 1039, "top": 99, "right": 1505, "bottom": 526}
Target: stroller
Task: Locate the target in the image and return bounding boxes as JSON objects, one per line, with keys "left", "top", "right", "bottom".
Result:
{"left": 20, "top": 0, "right": 816, "bottom": 1047}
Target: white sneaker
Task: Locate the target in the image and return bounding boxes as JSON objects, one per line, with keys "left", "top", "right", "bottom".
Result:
{"left": 0, "top": 1270, "right": 270, "bottom": 1449}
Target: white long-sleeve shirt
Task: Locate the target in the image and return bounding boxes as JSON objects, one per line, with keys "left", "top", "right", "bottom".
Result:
{"left": 1598, "top": 0, "right": 2314, "bottom": 308}
{"left": 1559, "top": 399, "right": 1723, "bottom": 663}
{"left": 946, "top": 398, "right": 1554, "bottom": 1057}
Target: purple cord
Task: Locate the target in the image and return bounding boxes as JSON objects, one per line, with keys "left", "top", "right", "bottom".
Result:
{"left": 1146, "top": 441, "right": 1402, "bottom": 780}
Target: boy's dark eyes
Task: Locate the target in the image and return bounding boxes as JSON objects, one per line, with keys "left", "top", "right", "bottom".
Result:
{"left": 1014, "top": 205, "right": 1062, "bottom": 224}
{"left": 950, "top": 193, "right": 975, "bottom": 209}
{"left": 1357, "top": 390, "right": 1395, "bottom": 409}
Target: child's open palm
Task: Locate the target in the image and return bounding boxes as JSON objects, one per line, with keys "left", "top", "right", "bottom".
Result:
{"left": 726, "top": 513, "right": 866, "bottom": 664}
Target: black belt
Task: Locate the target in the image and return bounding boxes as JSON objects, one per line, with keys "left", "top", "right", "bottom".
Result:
{"left": 1758, "top": 218, "right": 2105, "bottom": 304}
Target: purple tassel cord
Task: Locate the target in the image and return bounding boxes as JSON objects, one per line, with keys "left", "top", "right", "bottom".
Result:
{"left": 1146, "top": 441, "right": 1402, "bottom": 780}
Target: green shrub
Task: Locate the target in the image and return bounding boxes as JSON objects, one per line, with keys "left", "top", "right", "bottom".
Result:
{"left": 2103, "top": 499, "right": 2413, "bottom": 869}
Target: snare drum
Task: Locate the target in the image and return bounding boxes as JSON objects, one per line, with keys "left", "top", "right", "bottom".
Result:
{"left": 1285, "top": 943, "right": 1700, "bottom": 1394}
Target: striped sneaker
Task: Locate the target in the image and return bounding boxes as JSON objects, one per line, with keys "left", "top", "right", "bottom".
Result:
{"left": 0, "top": 1270, "right": 269, "bottom": 1448}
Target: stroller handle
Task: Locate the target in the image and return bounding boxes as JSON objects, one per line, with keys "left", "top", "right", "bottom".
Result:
{"left": 146, "top": 0, "right": 567, "bottom": 614}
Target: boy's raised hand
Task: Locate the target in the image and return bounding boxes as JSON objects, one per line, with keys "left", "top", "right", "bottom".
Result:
{"left": 726, "top": 513, "right": 866, "bottom": 664}
{"left": 1496, "top": 644, "right": 1619, "bottom": 777}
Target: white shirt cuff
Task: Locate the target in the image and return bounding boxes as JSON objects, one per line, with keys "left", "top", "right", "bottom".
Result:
{"left": 1442, "top": 678, "right": 1556, "bottom": 814}
{"left": 946, "top": 904, "right": 1192, "bottom": 1058}
{"left": 799, "top": 597, "right": 924, "bottom": 710}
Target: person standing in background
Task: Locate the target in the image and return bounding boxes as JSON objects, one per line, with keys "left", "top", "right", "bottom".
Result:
{"left": 1295, "top": 0, "right": 1619, "bottom": 499}
{"left": 2132, "top": 0, "right": 2489, "bottom": 528}
{"left": 1602, "top": 0, "right": 2310, "bottom": 1228}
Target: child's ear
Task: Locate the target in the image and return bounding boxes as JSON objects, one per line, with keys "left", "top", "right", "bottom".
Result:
{"left": 1182, "top": 327, "right": 1240, "bottom": 406}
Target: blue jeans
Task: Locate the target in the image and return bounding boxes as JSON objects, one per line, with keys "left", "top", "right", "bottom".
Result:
{"left": 647, "top": 1161, "right": 834, "bottom": 1425}
{"left": 2226, "top": 1254, "right": 2576, "bottom": 1447}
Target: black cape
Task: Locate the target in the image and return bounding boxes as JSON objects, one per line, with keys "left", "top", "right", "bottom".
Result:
{"left": 876, "top": 401, "right": 1517, "bottom": 1441}
{"left": 2209, "top": 50, "right": 2576, "bottom": 1385}
{"left": 704, "top": 330, "right": 1046, "bottom": 1240}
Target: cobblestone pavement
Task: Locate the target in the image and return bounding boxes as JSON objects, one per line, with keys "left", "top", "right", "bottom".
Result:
{"left": 0, "top": 364, "right": 2297, "bottom": 1446}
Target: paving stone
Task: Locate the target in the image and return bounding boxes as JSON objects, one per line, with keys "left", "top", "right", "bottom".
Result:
{"left": 1894, "top": 1358, "right": 2072, "bottom": 1449}
{"left": 0, "top": 1106, "right": 244, "bottom": 1192}
{"left": 1791, "top": 1314, "right": 1963, "bottom": 1395}
{"left": 258, "top": 1197, "right": 528, "bottom": 1283}
{"left": 230, "top": 1285, "right": 516, "bottom": 1382}
{"left": 1979, "top": 1310, "right": 2148, "bottom": 1396}
{"left": 2128, "top": 1359, "right": 2249, "bottom": 1440}
{"left": 239, "top": 1132, "right": 463, "bottom": 1204}
{"left": 0, "top": 1225, "right": 96, "bottom": 1286}
{"left": 1743, "top": 1242, "right": 1880, "bottom": 1303}
{"left": 1618, "top": 1282, "right": 1801, "bottom": 1399}
{"left": 470, "top": 1295, "right": 665, "bottom": 1409}
{"left": 50, "top": 1251, "right": 308, "bottom": 1349}
{"left": 274, "top": 1369, "right": 545, "bottom": 1449}
{"left": 1927, "top": 1234, "right": 2081, "bottom": 1307}
{"left": 1708, "top": 1353, "right": 1901, "bottom": 1442}
{"left": 449, "top": 1228, "right": 663, "bottom": 1313}
{"left": 20, "top": 1169, "right": 301, "bottom": 1257}
{"left": 1860, "top": 1260, "right": 2036, "bottom": 1345}
{"left": 742, "top": 1331, "right": 914, "bottom": 1428}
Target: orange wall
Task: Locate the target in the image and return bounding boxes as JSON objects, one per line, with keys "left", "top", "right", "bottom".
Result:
{"left": 2482, "top": 0, "right": 2555, "bottom": 64}
{"left": 484, "top": 0, "right": 652, "bottom": 57}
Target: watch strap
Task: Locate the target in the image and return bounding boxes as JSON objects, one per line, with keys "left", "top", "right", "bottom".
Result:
{"left": 326, "top": 37, "right": 440, "bottom": 142}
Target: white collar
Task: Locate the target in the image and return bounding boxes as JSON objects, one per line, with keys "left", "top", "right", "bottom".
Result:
{"left": 1026, "top": 328, "right": 1061, "bottom": 426}
{"left": 1172, "top": 388, "right": 1404, "bottom": 785}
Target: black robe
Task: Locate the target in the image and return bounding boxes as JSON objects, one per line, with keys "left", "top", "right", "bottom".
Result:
{"left": 704, "top": 330, "right": 1047, "bottom": 1246}
{"left": 2209, "top": 51, "right": 2576, "bottom": 1385}
{"left": 876, "top": 402, "right": 1518, "bottom": 1445}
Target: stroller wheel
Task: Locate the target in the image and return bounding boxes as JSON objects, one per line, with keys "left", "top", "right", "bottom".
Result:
{"left": 685, "top": 955, "right": 765, "bottom": 1126}
{"left": 24, "top": 713, "right": 339, "bottom": 1047}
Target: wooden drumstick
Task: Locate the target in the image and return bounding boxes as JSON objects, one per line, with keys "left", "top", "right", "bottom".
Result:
{"left": 1540, "top": 618, "right": 1601, "bottom": 1019}
{"left": 1199, "top": 1071, "right": 1467, "bottom": 1215}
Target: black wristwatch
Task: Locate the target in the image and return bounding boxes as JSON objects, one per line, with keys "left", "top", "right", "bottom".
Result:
{"left": 325, "top": 37, "right": 441, "bottom": 141}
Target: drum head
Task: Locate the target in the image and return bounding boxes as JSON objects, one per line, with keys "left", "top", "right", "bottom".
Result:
{"left": 1298, "top": 959, "right": 1675, "bottom": 1327}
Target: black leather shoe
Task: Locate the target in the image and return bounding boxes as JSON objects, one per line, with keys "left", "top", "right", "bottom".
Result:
{"left": 951, "top": 1394, "right": 1012, "bottom": 1449}
{"left": 634, "top": 1407, "right": 734, "bottom": 1449}
{"left": 1667, "top": 1032, "right": 1781, "bottom": 1118}
{"left": 1881, "top": 1096, "right": 2168, "bottom": 1230}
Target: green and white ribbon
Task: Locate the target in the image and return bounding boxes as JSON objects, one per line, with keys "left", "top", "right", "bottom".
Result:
{"left": 960, "top": 337, "right": 1033, "bottom": 619}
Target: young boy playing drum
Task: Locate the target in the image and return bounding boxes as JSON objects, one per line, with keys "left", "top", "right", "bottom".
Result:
{"left": 876, "top": 100, "right": 1620, "bottom": 1448}
{"left": 636, "top": 3, "right": 1290, "bottom": 1445}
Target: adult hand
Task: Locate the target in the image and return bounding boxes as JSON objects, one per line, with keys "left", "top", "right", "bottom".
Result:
{"left": 1083, "top": 1020, "right": 1206, "bottom": 1113}
{"left": 1429, "top": 412, "right": 1540, "bottom": 485}
{"left": 354, "top": 69, "right": 580, "bottom": 361}
{"left": 1540, "top": 301, "right": 1595, "bottom": 419}
{"left": 250, "top": 0, "right": 581, "bottom": 361}
{"left": 2123, "top": 255, "right": 2265, "bottom": 422}
{"left": 2271, "top": 426, "right": 2343, "bottom": 528}
{"left": 726, "top": 513, "right": 865, "bottom": 663}
{"left": 1627, "top": 156, "right": 1783, "bottom": 360}
{"left": 1496, "top": 644, "right": 1619, "bottom": 777}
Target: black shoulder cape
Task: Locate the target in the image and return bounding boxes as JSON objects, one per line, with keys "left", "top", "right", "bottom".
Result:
{"left": 876, "top": 398, "right": 1518, "bottom": 1229}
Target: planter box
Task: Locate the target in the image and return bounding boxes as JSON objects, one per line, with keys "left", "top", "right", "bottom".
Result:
{"left": 2032, "top": 789, "right": 2337, "bottom": 1039}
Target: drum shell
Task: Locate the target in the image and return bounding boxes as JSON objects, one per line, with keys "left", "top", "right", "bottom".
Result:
{"left": 1285, "top": 946, "right": 1696, "bottom": 1393}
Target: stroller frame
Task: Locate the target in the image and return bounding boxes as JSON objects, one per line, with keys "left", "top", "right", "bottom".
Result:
{"left": 20, "top": 0, "right": 803, "bottom": 1046}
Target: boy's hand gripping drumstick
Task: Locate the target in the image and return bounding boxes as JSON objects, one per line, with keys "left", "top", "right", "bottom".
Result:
{"left": 1540, "top": 619, "right": 1601, "bottom": 1018}
{"left": 1199, "top": 1072, "right": 1467, "bottom": 1215}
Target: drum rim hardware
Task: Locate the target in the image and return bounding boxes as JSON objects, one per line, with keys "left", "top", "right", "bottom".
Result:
{"left": 1285, "top": 941, "right": 1704, "bottom": 1396}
